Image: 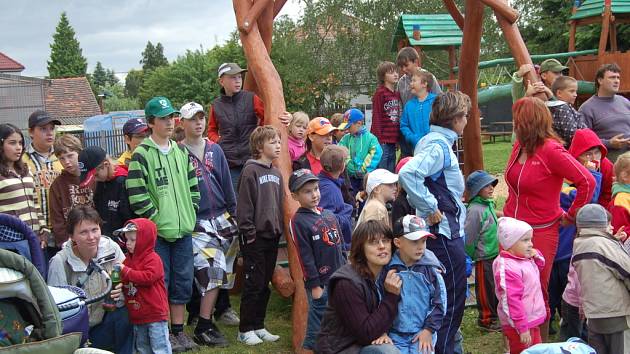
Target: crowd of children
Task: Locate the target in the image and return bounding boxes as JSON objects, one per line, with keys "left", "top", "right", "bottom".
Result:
{"left": 2, "top": 49, "right": 630, "bottom": 354}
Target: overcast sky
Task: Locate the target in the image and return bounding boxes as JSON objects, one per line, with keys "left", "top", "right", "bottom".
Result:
{"left": 1, "top": 0, "right": 302, "bottom": 78}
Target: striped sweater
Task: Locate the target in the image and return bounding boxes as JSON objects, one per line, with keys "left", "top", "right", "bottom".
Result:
{"left": 126, "top": 138, "right": 199, "bottom": 241}
{"left": 0, "top": 172, "right": 47, "bottom": 236}
{"left": 22, "top": 145, "right": 62, "bottom": 235}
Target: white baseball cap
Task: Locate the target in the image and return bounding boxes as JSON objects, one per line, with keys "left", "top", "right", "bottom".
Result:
{"left": 180, "top": 102, "right": 205, "bottom": 119}
{"left": 366, "top": 169, "right": 398, "bottom": 195}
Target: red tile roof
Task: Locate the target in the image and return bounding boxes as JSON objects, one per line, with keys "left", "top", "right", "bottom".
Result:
{"left": 0, "top": 52, "right": 25, "bottom": 72}
{"left": 44, "top": 77, "right": 101, "bottom": 123}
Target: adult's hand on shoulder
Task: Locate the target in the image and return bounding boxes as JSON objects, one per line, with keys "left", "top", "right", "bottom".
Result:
{"left": 278, "top": 111, "right": 291, "bottom": 126}
{"left": 383, "top": 269, "right": 402, "bottom": 296}
{"left": 427, "top": 210, "right": 443, "bottom": 226}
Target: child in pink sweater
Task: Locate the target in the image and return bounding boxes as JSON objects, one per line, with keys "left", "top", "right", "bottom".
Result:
{"left": 493, "top": 217, "right": 546, "bottom": 354}
{"left": 288, "top": 111, "right": 309, "bottom": 161}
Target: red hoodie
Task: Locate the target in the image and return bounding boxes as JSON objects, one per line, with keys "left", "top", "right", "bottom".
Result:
{"left": 371, "top": 85, "right": 400, "bottom": 144}
{"left": 567, "top": 128, "right": 614, "bottom": 206}
{"left": 121, "top": 218, "right": 169, "bottom": 324}
{"left": 503, "top": 139, "right": 595, "bottom": 225}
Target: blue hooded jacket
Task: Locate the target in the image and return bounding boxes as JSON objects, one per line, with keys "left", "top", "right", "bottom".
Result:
{"left": 400, "top": 92, "right": 437, "bottom": 149}
{"left": 318, "top": 171, "right": 353, "bottom": 250}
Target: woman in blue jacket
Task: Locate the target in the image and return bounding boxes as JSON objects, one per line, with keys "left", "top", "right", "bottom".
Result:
{"left": 398, "top": 91, "right": 470, "bottom": 354}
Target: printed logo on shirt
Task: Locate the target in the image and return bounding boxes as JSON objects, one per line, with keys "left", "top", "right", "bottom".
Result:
{"left": 258, "top": 174, "right": 280, "bottom": 185}
{"left": 107, "top": 199, "right": 120, "bottom": 212}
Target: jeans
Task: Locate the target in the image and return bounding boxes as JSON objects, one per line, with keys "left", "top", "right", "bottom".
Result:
{"left": 230, "top": 166, "right": 243, "bottom": 197}
{"left": 155, "top": 235, "right": 194, "bottom": 304}
{"left": 359, "top": 343, "right": 401, "bottom": 354}
{"left": 89, "top": 306, "right": 133, "bottom": 354}
{"left": 378, "top": 143, "right": 397, "bottom": 173}
{"left": 134, "top": 321, "right": 171, "bottom": 354}
{"left": 303, "top": 286, "right": 328, "bottom": 350}
{"left": 389, "top": 330, "right": 437, "bottom": 354}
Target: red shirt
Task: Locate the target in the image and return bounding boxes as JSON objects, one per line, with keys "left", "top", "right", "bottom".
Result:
{"left": 371, "top": 85, "right": 400, "bottom": 144}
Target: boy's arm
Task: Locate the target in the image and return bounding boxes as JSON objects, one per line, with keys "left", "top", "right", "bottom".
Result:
{"left": 126, "top": 152, "right": 158, "bottom": 220}
{"left": 463, "top": 206, "right": 483, "bottom": 258}
{"left": 254, "top": 95, "right": 265, "bottom": 125}
{"left": 423, "top": 269, "right": 445, "bottom": 333}
{"left": 207, "top": 105, "right": 220, "bottom": 142}
{"left": 121, "top": 256, "right": 164, "bottom": 286}
{"left": 236, "top": 172, "right": 256, "bottom": 243}
{"left": 289, "top": 219, "right": 321, "bottom": 289}
{"left": 186, "top": 156, "right": 200, "bottom": 212}
{"left": 371, "top": 91, "right": 384, "bottom": 139}
{"left": 398, "top": 144, "right": 445, "bottom": 218}
{"left": 362, "top": 135, "right": 383, "bottom": 173}
{"left": 400, "top": 102, "right": 415, "bottom": 145}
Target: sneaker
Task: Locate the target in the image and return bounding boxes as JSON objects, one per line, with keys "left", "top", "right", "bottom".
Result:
{"left": 194, "top": 324, "right": 229, "bottom": 347}
{"left": 238, "top": 331, "right": 263, "bottom": 346}
{"left": 169, "top": 333, "right": 186, "bottom": 353}
{"left": 478, "top": 321, "right": 502, "bottom": 332}
{"left": 176, "top": 332, "right": 200, "bottom": 351}
{"left": 254, "top": 328, "right": 280, "bottom": 342}
{"left": 217, "top": 308, "right": 240, "bottom": 326}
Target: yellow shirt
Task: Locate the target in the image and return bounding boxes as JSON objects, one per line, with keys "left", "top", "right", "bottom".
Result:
{"left": 118, "top": 150, "right": 133, "bottom": 166}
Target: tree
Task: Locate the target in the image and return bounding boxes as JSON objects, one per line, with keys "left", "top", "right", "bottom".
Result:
{"left": 92, "top": 62, "right": 108, "bottom": 88}
{"left": 47, "top": 12, "right": 88, "bottom": 78}
{"left": 106, "top": 69, "right": 119, "bottom": 86}
{"left": 140, "top": 41, "right": 169, "bottom": 71}
{"left": 125, "top": 69, "right": 144, "bottom": 98}
{"left": 102, "top": 83, "right": 141, "bottom": 112}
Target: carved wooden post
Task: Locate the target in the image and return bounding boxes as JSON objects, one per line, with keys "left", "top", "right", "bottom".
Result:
{"left": 458, "top": 0, "right": 485, "bottom": 174}
{"left": 233, "top": 1, "right": 308, "bottom": 352}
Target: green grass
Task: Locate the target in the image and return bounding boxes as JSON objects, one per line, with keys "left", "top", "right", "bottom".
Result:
{"left": 482, "top": 141, "right": 512, "bottom": 175}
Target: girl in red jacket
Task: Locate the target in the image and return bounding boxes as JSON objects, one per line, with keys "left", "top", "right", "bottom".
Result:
{"left": 116, "top": 218, "right": 171, "bottom": 354}
{"left": 503, "top": 97, "right": 595, "bottom": 341}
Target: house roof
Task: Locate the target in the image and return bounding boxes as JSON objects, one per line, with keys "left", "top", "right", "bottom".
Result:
{"left": 570, "top": 0, "right": 630, "bottom": 20}
{"left": 391, "top": 14, "right": 463, "bottom": 52}
{"left": 0, "top": 52, "right": 25, "bottom": 72}
{"left": 44, "top": 77, "right": 101, "bottom": 124}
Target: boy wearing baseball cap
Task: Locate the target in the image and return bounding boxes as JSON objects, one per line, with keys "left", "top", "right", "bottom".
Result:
{"left": 126, "top": 96, "right": 201, "bottom": 352}
{"left": 464, "top": 170, "right": 501, "bottom": 331}
{"left": 78, "top": 146, "right": 133, "bottom": 238}
{"left": 118, "top": 118, "right": 148, "bottom": 166}
{"left": 207, "top": 63, "right": 291, "bottom": 193}
{"left": 381, "top": 215, "right": 445, "bottom": 354}
{"left": 338, "top": 108, "right": 382, "bottom": 197}
{"left": 289, "top": 168, "right": 346, "bottom": 350}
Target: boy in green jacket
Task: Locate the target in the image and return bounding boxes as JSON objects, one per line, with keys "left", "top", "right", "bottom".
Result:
{"left": 338, "top": 108, "right": 382, "bottom": 197}
{"left": 126, "top": 96, "right": 200, "bottom": 352}
{"left": 464, "top": 170, "right": 501, "bottom": 332}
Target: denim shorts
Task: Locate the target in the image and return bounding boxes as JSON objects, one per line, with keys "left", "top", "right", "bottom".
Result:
{"left": 155, "top": 235, "right": 194, "bottom": 304}
{"left": 134, "top": 321, "right": 171, "bottom": 354}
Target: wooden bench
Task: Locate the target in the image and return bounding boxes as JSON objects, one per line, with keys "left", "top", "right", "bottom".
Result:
{"left": 481, "top": 131, "right": 512, "bottom": 143}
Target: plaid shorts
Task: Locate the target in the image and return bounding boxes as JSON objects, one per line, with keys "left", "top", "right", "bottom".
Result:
{"left": 191, "top": 215, "right": 239, "bottom": 295}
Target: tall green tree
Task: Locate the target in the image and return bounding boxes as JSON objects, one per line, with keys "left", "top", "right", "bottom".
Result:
{"left": 140, "top": 41, "right": 169, "bottom": 71}
{"left": 92, "top": 62, "right": 108, "bottom": 88}
{"left": 125, "top": 69, "right": 144, "bottom": 98}
{"left": 47, "top": 12, "right": 88, "bottom": 78}
{"left": 106, "top": 69, "right": 119, "bottom": 86}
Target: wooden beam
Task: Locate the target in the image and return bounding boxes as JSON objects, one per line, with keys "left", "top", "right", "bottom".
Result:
{"left": 442, "top": 0, "right": 465, "bottom": 30}
{"left": 273, "top": 0, "right": 288, "bottom": 18}
{"left": 568, "top": 21, "right": 577, "bottom": 52}
{"left": 233, "top": 1, "right": 307, "bottom": 353}
{"left": 459, "top": 0, "right": 485, "bottom": 175}
{"left": 237, "top": 0, "right": 273, "bottom": 34}
{"left": 610, "top": 16, "right": 618, "bottom": 52}
{"left": 448, "top": 45, "right": 457, "bottom": 81}
{"left": 598, "top": 4, "right": 611, "bottom": 55}
{"left": 479, "top": 0, "right": 519, "bottom": 24}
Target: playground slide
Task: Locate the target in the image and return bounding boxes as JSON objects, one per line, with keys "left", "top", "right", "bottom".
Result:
{"left": 477, "top": 80, "right": 595, "bottom": 105}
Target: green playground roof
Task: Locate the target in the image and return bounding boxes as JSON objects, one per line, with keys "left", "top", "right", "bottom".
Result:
{"left": 391, "top": 14, "right": 463, "bottom": 51}
{"left": 570, "top": 0, "right": 630, "bottom": 20}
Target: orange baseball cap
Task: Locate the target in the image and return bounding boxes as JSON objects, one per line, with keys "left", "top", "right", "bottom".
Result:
{"left": 307, "top": 117, "right": 337, "bottom": 136}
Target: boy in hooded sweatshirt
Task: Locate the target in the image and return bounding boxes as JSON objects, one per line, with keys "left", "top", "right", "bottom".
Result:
{"left": 236, "top": 125, "right": 285, "bottom": 345}
{"left": 117, "top": 218, "right": 171, "bottom": 354}
{"left": 126, "top": 96, "right": 200, "bottom": 352}
{"left": 381, "top": 215, "right": 445, "bottom": 354}
{"left": 338, "top": 108, "right": 382, "bottom": 197}
{"left": 78, "top": 146, "right": 133, "bottom": 238}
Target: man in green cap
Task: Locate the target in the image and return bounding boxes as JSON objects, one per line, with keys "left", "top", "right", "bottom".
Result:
{"left": 126, "top": 96, "right": 201, "bottom": 352}
{"left": 511, "top": 58, "right": 568, "bottom": 102}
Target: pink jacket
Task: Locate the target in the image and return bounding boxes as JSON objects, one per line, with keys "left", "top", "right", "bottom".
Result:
{"left": 493, "top": 249, "right": 546, "bottom": 334}
{"left": 288, "top": 135, "right": 306, "bottom": 162}
{"left": 503, "top": 139, "right": 595, "bottom": 225}
{"left": 562, "top": 263, "right": 581, "bottom": 309}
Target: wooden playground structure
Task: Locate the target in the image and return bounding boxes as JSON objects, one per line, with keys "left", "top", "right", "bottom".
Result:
{"left": 230, "top": 0, "right": 630, "bottom": 352}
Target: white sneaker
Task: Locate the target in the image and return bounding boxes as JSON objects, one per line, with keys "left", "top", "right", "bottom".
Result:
{"left": 254, "top": 328, "right": 280, "bottom": 342}
{"left": 237, "top": 331, "right": 263, "bottom": 346}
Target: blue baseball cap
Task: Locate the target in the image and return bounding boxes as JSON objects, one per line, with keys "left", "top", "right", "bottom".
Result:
{"left": 337, "top": 108, "right": 365, "bottom": 130}
{"left": 122, "top": 118, "right": 148, "bottom": 135}
{"left": 466, "top": 170, "right": 498, "bottom": 198}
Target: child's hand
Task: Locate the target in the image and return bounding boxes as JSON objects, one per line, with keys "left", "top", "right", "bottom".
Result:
{"left": 110, "top": 282, "right": 123, "bottom": 301}
{"left": 412, "top": 329, "right": 433, "bottom": 354}
{"left": 371, "top": 333, "right": 393, "bottom": 345}
{"left": 383, "top": 269, "right": 402, "bottom": 296}
{"left": 311, "top": 286, "right": 324, "bottom": 300}
{"left": 614, "top": 225, "right": 628, "bottom": 242}
{"left": 519, "top": 330, "right": 532, "bottom": 346}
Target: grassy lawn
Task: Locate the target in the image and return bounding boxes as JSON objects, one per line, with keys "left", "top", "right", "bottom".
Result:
{"left": 194, "top": 141, "right": 516, "bottom": 353}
